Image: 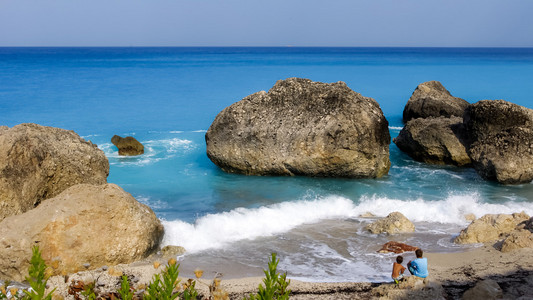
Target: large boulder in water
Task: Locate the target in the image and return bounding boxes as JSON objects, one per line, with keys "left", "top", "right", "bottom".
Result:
{"left": 393, "top": 116, "right": 471, "bottom": 166}
{"left": 205, "top": 78, "right": 391, "bottom": 178}
{"left": 0, "top": 123, "right": 109, "bottom": 221}
{"left": 402, "top": 81, "right": 469, "bottom": 123}
{"left": 0, "top": 184, "right": 164, "bottom": 281}
{"left": 111, "top": 135, "right": 144, "bottom": 156}
{"left": 464, "top": 100, "right": 533, "bottom": 184}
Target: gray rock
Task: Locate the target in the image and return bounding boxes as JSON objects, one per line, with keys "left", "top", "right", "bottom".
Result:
{"left": 160, "top": 245, "right": 186, "bottom": 257}
{"left": 403, "top": 81, "right": 469, "bottom": 123}
{"left": 464, "top": 100, "right": 533, "bottom": 184}
{"left": 111, "top": 135, "right": 144, "bottom": 156}
{"left": 393, "top": 116, "right": 471, "bottom": 166}
{"left": 205, "top": 78, "right": 391, "bottom": 178}
{"left": 0, "top": 123, "right": 109, "bottom": 221}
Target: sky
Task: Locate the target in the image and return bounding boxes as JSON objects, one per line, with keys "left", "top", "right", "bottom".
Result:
{"left": 1, "top": 0, "right": 532, "bottom": 47}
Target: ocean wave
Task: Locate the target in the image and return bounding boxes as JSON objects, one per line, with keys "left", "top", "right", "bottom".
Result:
{"left": 191, "top": 130, "right": 207, "bottom": 133}
{"left": 388, "top": 126, "right": 403, "bottom": 130}
{"left": 99, "top": 137, "right": 195, "bottom": 166}
{"left": 161, "top": 194, "right": 533, "bottom": 253}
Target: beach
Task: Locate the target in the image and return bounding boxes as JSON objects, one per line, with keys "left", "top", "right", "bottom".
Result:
{"left": 40, "top": 243, "right": 533, "bottom": 299}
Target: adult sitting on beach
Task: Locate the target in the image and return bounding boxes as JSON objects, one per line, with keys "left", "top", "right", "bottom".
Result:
{"left": 407, "top": 249, "right": 428, "bottom": 278}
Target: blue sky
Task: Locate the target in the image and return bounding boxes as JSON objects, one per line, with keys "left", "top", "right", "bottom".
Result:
{"left": 1, "top": 0, "right": 532, "bottom": 47}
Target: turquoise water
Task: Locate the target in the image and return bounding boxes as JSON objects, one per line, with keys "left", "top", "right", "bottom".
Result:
{"left": 2, "top": 47, "right": 533, "bottom": 282}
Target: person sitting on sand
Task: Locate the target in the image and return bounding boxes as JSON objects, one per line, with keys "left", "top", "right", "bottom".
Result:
{"left": 407, "top": 249, "right": 428, "bottom": 278}
{"left": 392, "top": 255, "right": 406, "bottom": 283}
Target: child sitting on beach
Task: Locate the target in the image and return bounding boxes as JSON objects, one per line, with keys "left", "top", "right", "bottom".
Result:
{"left": 407, "top": 249, "right": 428, "bottom": 278}
{"left": 391, "top": 255, "right": 406, "bottom": 283}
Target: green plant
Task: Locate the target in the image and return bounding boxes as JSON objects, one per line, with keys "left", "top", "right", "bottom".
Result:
{"left": 23, "top": 245, "right": 55, "bottom": 300}
{"left": 246, "top": 253, "right": 291, "bottom": 300}
{"left": 144, "top": 259, "right": 181, "bottom": 300}
{"left": 80, "top": 280, "right": 96, "bottom": 300}
{"left": 118, "top": 275, "right": 134, "bottom": 300}
{"left": 181, "top": 279, "right": 198, "bottom": 300}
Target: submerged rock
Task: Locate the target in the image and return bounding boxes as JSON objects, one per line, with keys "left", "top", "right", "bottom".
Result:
{"left": 464, "top": 100, "right": 533, "bottom": 184}
{"left": 0, "top": 184, "right": 164, "bottom": 281}
{"left": 111, "top": 135, "right": 144, "bottom": 156}
{"left": 365, "top": 212, "right": 415, "bottom": 235}
{"left": 206, "top": 78, "right": 391, "bottom": 178}
{"left": 393, "top": 116, "right": 471, "bottom": 166}
{"left": 378, "top": 241, "right": 419, "bottom": 254}
{"left": 402, "top": 81, "right": 469, "bottom": 123}
{"left": 454, "top": 212, "right": 530, "bottom": 244}
{"left": 0, "top": 123, "right": 109, "bottom": 221}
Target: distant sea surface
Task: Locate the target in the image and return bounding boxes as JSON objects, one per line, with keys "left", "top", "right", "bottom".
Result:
{"left": 2, "top": 47, "right": 533, "bottom": 282}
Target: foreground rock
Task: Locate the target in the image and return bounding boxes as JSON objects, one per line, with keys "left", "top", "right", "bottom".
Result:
{"left": 365, "top": 212, "right": 415, "bottom": 235}
{"left": 205, "top": 78, "right": 391, "bottom": 178}
{"left": 0, "top": 184, "right": 164, "bottom": 281}
{"left": 464, "top": 100, "right": 533, "bottom": 184}
{"left": 462, "top": 279, "right": 503, "bottom": 300}
{"left": 0, "top": 123, "right": 109, "bottom": 221}
{"left": 111, "top": 135, "right": 144, "bottom": 156}
{"left": 378, "top": 241, "right": 419, "bottom": 254}
{"left": 454, "top": 212, "right": 530, "bottom": 244}
{"left": 402, "top": 81, "right": 469, "bottom": 123}
{"left": 393, "top": 116, "right": 471, "bottom": 166}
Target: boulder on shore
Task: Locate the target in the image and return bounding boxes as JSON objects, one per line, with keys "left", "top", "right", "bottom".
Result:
{"left": 0, "top": 184, "right": 164, "bottom": 281}
{"left": 111, "top": 135, "right": 144, "bottom": 156}
{"left": 464, "top": 100, "right": 533, "bottom": 184}
{"left": 205, "top": 78, "right": 391, "bottom": 178}
{"left": 402, "top": 81, "right": 469, "bottom": 123}
{"left": 393, "top": 116, "right": 471, "bottom": 166}
{"left": 0, "top": 123, "right": 109, "bottom": 221}
{"left": 454, "top": 212, "right": 530, "bottom": 244}
{"left": 365, "top": 212, "right": 415, "bottom": 235}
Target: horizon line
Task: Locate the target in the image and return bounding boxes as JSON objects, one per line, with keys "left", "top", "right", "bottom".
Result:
{"left": 1, "top": 45, "right": 533, "bottom": 49}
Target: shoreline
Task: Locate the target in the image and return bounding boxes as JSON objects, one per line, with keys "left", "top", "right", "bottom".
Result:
{"left": 37, "top": 244, "right": 533, "bottom": 299}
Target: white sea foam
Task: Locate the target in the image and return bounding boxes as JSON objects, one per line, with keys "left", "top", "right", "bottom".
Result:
{"left": 99, "top": 137, "right": 195, "bottom": 166}
{"left": 388, "top": 126, "right": 403, "bottom": 130}
{"left": 162, "top": 194, "right": 533, "bottom": 254}
{"left": 191, "top": 130, "right": 207, "bottom": 133}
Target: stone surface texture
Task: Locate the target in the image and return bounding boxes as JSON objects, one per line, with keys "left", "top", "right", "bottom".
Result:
{"left": 0, "top": 123, "right": 109, "bottom": 221}
{"left": 0, "top": 184, "right": 164, "bottom": 281}
{"left": 464, "top": 100, "right": 533, "bottom": 184}
{"left": 205, "top": 78, "right": 391, "bottom": 178}
{"left": 365, "top": 212, "right": 415, "bottom": 235}
{"left": 462, "top": 279, "right": 503, "bottom": 300}
{"left": 402, "top": 81, "right": 469, "bottom": 123}
{"left": 393, "top": 116, "right": 471, "bottom": 166}
{"left": 500, "top": 229, "right": 533, "bottom": 253}
{"left": 111, "top": 135, "right": 144, "bottom": 156}
{"left": 454, "top": 212, "right": 530, "bottom": 244}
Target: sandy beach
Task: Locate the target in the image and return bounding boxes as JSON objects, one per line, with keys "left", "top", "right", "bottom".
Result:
{"left": 40, "top": 243, "right": 533, "bottom": 299}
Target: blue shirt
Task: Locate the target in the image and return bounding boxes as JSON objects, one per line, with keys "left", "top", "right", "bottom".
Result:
{"left": 410, "top": 257, "right": 428, "bottom": 278}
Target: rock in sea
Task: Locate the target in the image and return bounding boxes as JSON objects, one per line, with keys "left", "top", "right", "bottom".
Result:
{"left": 111, "top": 135, "right": 144, "bottom": 156}
{"left": 393, "top": 116, "right": 471, "bottom": 166}
{"left": 402, "top": 81, "right": 469, "bottom": 123}
{"left": 205, "top": 78, "right": 391, "bottom": 178}
{"left": 0, "top": 123, "right": 109, "bottom": 221}
{"left": 0, "top": 183, "right": 164, "bottom": 281}
{"left": 464, "top": 100, "right": 533, "bottom": 184}
{"left": 365, "top": 212, "right": 415, "bottom": 235}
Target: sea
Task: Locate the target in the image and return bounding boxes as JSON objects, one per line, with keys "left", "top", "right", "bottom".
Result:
{"left": 1, "top": 47, "right": 533, "bottom": 283}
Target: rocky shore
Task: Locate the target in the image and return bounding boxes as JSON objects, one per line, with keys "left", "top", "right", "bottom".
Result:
{"left": 2, "top": 79, "right": 533, "bottom": 299}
